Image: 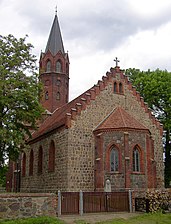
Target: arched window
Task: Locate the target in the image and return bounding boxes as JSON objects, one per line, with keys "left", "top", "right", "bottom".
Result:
{"left": 38, "top": 146, "right": 43, "bottom": 174}
{"left": 48, "top": 140, "right": 55, "bottom": 172}
{"left": 46, "top": 60, "right": 51, "bottom": 72}
{"left": 114, "top": 82, "right": 117, "bottom": 93}
{"left": 110, "top": 147, "right": 119, "bottom": 172}
{"left": 133, "top": 146, "right": 140, "bottom": 172}
{"left": 29, "top": 149, "right": 34, "bottom": 176}
{"left": 56, "top": 92, "right": 60, "bottom": 100}
{"left": 56, "top": 60, "right": 62, "bottom": 73}
{"left": 22, "top": 152, "right": 26, "bottom": 177}
{"left": 45, "top": 91, "right": 49, "bottom": 100}
{"left": 119, "top": 82, "right": 123, "bottom": 93}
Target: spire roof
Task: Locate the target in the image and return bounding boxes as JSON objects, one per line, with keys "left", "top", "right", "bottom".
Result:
{"left": 45, "top": 14, "right": 65, "bottom": 55}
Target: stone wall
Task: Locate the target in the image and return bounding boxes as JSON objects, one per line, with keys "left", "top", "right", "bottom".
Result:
{"left": 0, "top": 193, "right": 57, "bottom": 219}
{"left": 21, "top": 129, "right": 69, "bottom": 192}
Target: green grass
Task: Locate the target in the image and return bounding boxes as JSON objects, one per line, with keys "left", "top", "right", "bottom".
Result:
{"left": 0, "top": 216, "right": 64, "bottom": 224}
{"left": 1, "top": 213, "right": 171, "bottom": 224}
{"left": 76, "top": 213, "right": 171, "bottom": 224}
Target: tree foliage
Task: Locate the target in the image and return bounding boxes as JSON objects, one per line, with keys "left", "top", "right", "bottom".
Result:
{"left": 0, "top": 164, "right": 8, "bottom": 187}
{"left": 125, "top": 68, "right": 171, "bottom": 187}
{"left": 0, "top": 34, "right": 44, "bottom": 164}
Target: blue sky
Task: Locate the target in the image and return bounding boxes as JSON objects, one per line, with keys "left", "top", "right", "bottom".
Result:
{"left": 1, "top": 0, "right": 171, "bottom": 100}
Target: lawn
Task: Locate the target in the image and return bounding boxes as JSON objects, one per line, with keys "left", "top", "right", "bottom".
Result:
{"left": 0, "top": 216, "right": 64, "bottom": 224}
{"left": 1, "top": 213, "right": 171, "bottom": 224}
{"left": 94, "top": 213, "right": 171, "bottom": 224}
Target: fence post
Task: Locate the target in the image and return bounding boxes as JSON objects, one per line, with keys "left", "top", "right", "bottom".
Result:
{"left": 129, "top": 190, "right": 133, "bottom": 213}
{"left": 79, "top": 190, "right": 83, "bottom": 216}
{"left": 58, "top": 190, "right": 61, "bottom": 216}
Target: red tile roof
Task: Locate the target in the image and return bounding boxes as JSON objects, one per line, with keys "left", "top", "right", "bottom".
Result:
{"left": 29, "top": 88, "right": 92, "bottom": 142}
{"left": 94, "top": 107, "right": 149, "bottom": 132}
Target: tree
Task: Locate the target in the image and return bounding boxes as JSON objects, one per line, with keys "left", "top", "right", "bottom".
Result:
{"left": 0, "top": 164, "right": 8, "bottom": 187}
{"left": 0, "top": 34, "right": 44, "bottom": 165}
{"left": 125, "top": 68, "right": 171, "bottom": 187}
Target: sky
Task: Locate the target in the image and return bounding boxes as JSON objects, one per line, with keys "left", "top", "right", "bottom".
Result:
{"left": 0, "top": 0, "right": 171, "bottom": 100}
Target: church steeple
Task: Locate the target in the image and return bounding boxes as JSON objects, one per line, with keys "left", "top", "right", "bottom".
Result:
{"left": 45, "top": 14, "right": 65, "bottom": 55}
{"left": 39, "top": 12, "right": 69, "bottom": 113}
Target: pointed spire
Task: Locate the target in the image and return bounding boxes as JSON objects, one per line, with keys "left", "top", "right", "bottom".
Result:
{"left": 45, "top": 11, "right": 65, "bottom": 55}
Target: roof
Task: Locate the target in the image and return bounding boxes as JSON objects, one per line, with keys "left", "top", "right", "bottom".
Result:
{"left": 30, "top": 88, "right": 92, "bottom": 141}
{"left": 94, "top": 107, "right": 149, "bottom": 132}
{"left": 45, "top": 15, "right": 65, "bottom": 55}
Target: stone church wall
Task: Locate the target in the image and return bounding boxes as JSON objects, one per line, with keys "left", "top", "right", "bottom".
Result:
{"left": 21, "top": 129, "right": 69, "bottom": 192}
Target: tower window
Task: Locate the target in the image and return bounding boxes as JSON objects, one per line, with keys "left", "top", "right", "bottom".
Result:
{"left": 56, "top": 60, "right": 62, "bottom": 73}
{"left": 133, "top": 146, "right": 140, "bottom": 172}
{"left": 46, "top": 60, "right": 51, "bottom": 72}
{"left": 110, "top": 147, "right": 119, "bottom": 172}
{"left": 56, "top": 79, "right": 61, "bottom": 86}
{"left": 45, "top": 80, "right": 50, "bottom": 86}
{"left": 66, "top": 63, "right": 69, "bottom": 74}
{"left": 45, "top": 91, "right": 49, "bottom": 100}
{"left": 56, "top": 92, "right": 60, "bottom": 100}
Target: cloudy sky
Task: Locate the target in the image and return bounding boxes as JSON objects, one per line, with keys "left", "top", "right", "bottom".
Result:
{"left": 1, "top": 0, "right": 171, "bottom": 100}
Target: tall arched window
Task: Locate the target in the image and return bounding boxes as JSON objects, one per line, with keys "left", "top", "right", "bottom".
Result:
{"left": 110, "top": 147, "right": 119, "bottom": 172}
{"left": 48, "top": 140, "right": 55, "bottom": 172}
{"left": 119, "top": 82, "right": 123, "bottom": 93}
{"left": 22, "top": 152, "right": 26, "bottom": 177}
{"left": 133, "top": 146, "right": 140, "bottom": 172}
{"left": 29, "top": 149, "right": 34, "bottom": 176}
{"left": 46, "top": 60, "right": 51, "bottom": 72}
{"left": 56, "top": 60, "right": 62, "bottom": 73}
{"left": 114, "top": 82, "right": 117, "bottom": 93}
{"left": 38, "top": 146, "right": 43, "bottom": 174}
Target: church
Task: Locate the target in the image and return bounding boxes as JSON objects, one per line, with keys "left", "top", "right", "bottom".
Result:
{"left": 7, "top": 13, "right": 164, "bottom": 192}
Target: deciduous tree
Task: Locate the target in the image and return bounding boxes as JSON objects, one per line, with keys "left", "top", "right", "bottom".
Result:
{"left": 0, "top": 34, "right": 44, "bottom": 164}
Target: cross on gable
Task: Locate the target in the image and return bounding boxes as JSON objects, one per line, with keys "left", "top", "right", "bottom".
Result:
{"left": 114, "top": 57, "right": 120, "bottom": 67}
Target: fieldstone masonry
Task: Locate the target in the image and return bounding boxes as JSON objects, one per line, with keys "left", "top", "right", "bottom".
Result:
{"left": 0, "top": 193, "right": 57, "bottom": 219}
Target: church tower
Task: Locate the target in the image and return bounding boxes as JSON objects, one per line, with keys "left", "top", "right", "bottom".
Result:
{"left": 39, "top": 12, "right": 69, "bottom": 113}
